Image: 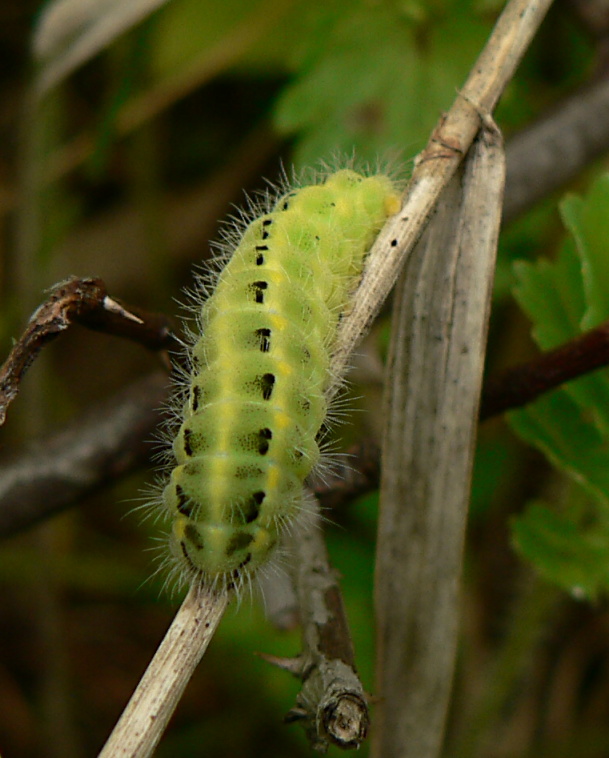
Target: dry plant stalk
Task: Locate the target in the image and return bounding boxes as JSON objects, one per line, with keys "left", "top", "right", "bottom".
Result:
{"left": 95, "top": 1, "right": 551, "bottom": 755}
{"left": 33, "top": 0, "right": 174, "bottom": 95}
{"left": 374, "top": 126, "right": 506, "bottom": 758}
{"left": 98, "top": 583, "right": 228, "bottom": 758}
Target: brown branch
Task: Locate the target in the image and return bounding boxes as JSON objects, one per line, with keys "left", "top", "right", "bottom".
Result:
{"left": 480, "top": 320, "right": 609, "bottom": 420}
{"left": 504, "top": 76, "right": 609, "bottom": 222}
{"left": 4, "top": 314, "right": 609, "bottom": 539}
{"left": 312, "top": 440, "right": 381, "bottom": 512}
{"left": 0, "top": 371, "right": 170, "bottom": 537}
{"left": 264, "top": 497, "right": 368, "bottom": 751}
{"left": 0, "top": 277, "right": 177, "bottom": 426}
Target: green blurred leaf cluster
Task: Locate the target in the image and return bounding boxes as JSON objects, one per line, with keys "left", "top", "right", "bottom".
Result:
{"left": 148, "top": 0, "right": 493, "bottom": 166}
{"left": 273, "top": 0, "right": 491, "bottom": 165}
{"left": 510, "top": 175, "right": 609, "bottom": 600}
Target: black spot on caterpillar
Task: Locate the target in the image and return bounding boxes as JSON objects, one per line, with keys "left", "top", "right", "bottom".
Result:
{"left": 256, "top": 328, "right": 271, "bottom": 353}
{"left": 160, "top": 167, "right": 400, "bottom": 591}
{"left": 250, "top": 280, "right": 268, "bottom": 304}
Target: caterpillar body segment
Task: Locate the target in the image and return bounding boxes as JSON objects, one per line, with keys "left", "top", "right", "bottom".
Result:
{"left": 162, "top": 169, "right": 401, "bottom": 590}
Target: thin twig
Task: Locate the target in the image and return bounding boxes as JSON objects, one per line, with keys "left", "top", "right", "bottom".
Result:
{"left": 98, "top": 582, "right": 229, "bottom": 758}
{"left": 0, "top": 371, "right": 169, "bottom": 537}
{"left": 504, "top": 77, "right": 609, "bottom": 222}
{"left": 0, "top": 277, "right": 176, "bottom": 426}
{"left": 480, "top": 320, "right": 609, "bottom": 419}
{"left": 273, "top": 495, "right": 369, "bottom": 751}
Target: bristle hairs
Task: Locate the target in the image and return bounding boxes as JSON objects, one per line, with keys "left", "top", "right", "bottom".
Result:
{"left": 157, "top": 161, "right": 402, "bottom": 594}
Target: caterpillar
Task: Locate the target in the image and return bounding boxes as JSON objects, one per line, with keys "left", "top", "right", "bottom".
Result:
{"left": 160, "top": 167, "right": 401, "bottom": 591}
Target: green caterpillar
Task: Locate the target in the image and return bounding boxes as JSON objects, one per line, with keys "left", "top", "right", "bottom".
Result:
{"left": 161, "top": 168, "right": 400, "bottom": 590}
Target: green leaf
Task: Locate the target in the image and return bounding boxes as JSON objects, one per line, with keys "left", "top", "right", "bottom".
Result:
{"left": 512, "top": 238, "right": 585, "bottom": 349}
{"left": 560, "top": 174, "right": 609, "bottom": 331}
{"left": 512, "top": 501, "right": 609, "bottom": 601}
{"left": 512, "top": 174, "right": 609, "bottom": 436}
{"left": 149, "top": 0, "right": 304, "bottom": 80}
{"left": 509, "top": 172, "right": 609, "bottom": 597}
{"left": 273, "top": 2, "right": 490, "bottom": 166}
{"left": 508, "top": 391, "right": 609, "bottom": 510}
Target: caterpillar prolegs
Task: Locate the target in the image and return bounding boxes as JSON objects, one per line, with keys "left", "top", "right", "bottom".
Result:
{"left": 161, "top": 168, "right": 401, "bottom": 590}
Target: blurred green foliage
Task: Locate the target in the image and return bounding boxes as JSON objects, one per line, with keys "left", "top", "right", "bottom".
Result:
{"left": 511, "top": 175, "right": 609, "bottom": 600}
